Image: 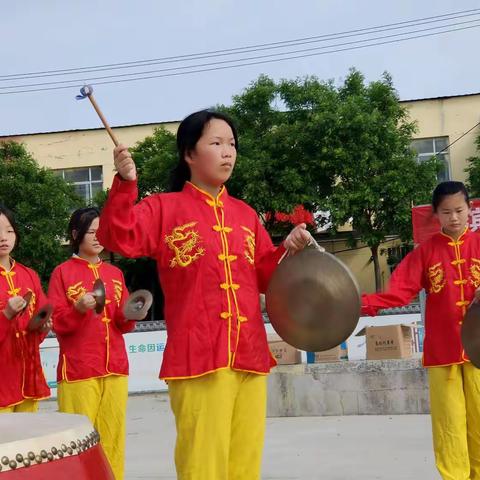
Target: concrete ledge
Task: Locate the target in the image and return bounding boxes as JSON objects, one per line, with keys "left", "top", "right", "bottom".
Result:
{"left": 267, "top": 359, "right": 430, "bottom": 417}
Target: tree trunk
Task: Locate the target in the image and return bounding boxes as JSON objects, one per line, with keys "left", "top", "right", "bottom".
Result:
{"left": 371, "top": 244, "right": 382, "bottom": 292}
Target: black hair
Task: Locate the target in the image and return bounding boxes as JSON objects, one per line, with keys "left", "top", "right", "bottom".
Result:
{"left": 432, "top": 181, "right": 470, "bottom": 212}
{"left": 68, "top": 207, "right": 100, "bottom": 254}
{"left": 0, "top": 204, "right": 20, "bottom": 248}
{"left": 169, "top": 109, "right": 239, "bottom": 192}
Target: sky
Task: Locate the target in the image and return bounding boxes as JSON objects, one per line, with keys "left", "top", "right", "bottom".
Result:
{"left": 1, "top": 0, "right": 479, "bottom": 136}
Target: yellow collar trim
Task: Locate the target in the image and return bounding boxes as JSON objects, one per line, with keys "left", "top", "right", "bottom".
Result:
{"left": 440, "top": 226, "right": 469, "bottom": 243}
{"left": 187, "top": 181, "right": 225, "bottom": 203}
{"left": 0, "top": 258, "right": 15, "bottom": 273}
{"left": 72, "top": 254, "right": 102, "bottom": 268}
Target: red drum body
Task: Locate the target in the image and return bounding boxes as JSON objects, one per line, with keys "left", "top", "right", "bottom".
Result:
{"left": 0, "top": 413, "right": 114, "bottom": 479}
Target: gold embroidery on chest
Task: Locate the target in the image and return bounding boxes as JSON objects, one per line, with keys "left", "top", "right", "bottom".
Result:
{"left": 241, "top": 226, "right": 256, "bottom": 265}
{"left": 165, "top": 222, "right": 205, "bottom": 268}
{"left": 112, "top": 279, "right": 123, "bottom": 306}
{"left": 67, "top": 281, "right": 87, "bottom": 303}
{"left": 469, "top": 258, "right": 480, "bottom": 288}
{"left": 428, "top": 262, "right": 446, "bottom": 294}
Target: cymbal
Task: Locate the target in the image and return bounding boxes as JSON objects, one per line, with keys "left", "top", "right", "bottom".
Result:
{"left": 22, "top": 291, "right": 33, "bottom": 312}
{"left": 123, "top": 290, "right": 153, "bottom": 320}
{"left": 28, "top": 304, "right": 53, "bottom": 332}
{"left": 266, "top": 247, "right": 360, "bottom": 352}
{"left": 462, "top": 301, "right": 480, "bottom": 368}
{"left": 92, "top": 279, "right": 106, "bottom": 314}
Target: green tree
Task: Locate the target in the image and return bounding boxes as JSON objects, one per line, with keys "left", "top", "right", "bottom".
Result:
{"left": 220, "top": 75, "right": 338, "bottom": 233}
{"left": 465, "top": 133, "right": 480, "bottom": 198}
{"left": 126, "top": 76, "right": 339, "bottom": 234}
{"left": 0, "top": 141, "right": 81, "bottom": 284}
{"left": 324, "top": 70, "right": 440, "bottom": 291}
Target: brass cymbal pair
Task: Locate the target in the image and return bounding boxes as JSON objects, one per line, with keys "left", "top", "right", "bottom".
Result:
{"left": 91, "top": 279, "right": 153, "bottom": 321}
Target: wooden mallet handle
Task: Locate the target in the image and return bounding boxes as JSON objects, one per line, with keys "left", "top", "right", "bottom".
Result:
{"left": 77, "top": 85, "right": 119, "bottom": 147}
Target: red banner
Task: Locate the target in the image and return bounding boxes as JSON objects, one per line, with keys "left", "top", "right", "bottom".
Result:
{"left": 412, "top": 200, "right": 480, "bottom": 244}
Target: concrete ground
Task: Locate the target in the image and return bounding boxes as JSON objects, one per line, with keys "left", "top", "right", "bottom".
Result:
{"left": 40, "top": 393, "right": 439, "bottom": 480}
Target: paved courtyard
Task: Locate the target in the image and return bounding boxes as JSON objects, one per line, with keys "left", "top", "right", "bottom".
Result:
{"left": 40, "top": 393, "right": 438, "bottom": 479}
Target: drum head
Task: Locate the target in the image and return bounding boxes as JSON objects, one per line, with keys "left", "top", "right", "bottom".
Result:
{"left": 266, "top": 248, "right": 360, "bottom": 352}
{"left": 462, "top": 301, "right": 480, "bottom": 368}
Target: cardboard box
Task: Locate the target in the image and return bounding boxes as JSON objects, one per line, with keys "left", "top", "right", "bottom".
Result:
{"left": 268, "top": 334, "right": 302, "bottom": 365}
{"left": 307, "top": 342, "right": 348, "bottom": 363}
{"left": 356, "top": 324, "right": 413, "bottom": 360}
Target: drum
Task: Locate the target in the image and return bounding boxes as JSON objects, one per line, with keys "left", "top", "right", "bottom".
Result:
{"left": 0, "top": 413, "right": 114, "bottom": 479}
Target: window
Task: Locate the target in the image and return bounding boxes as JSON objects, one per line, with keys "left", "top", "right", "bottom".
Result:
{"left": 411, "top": 137, "right": 450, "bottom": 183}
{"left": 55, "top": 166, "right": 103, "bottom": 202}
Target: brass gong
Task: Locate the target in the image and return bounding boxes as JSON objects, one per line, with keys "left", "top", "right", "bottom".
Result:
{"left": 266, "top": 246, "right": 360, "bottom": 352}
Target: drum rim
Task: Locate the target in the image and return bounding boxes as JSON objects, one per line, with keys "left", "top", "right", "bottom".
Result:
{"left": 0, "top": 413, "right": 100, "bottom": 472}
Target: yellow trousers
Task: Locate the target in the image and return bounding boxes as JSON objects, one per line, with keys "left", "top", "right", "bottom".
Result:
{"left": 429, "top": 363, "right": 480, "bottom": 480}
{"left": 0, "top": 399, "right": 38, "bottom": 413}
{"left": 168, "top": 368, "right": 267, "bottom": 480}
{"left": 57, "top": 375, "right": 128, "bottom": 480}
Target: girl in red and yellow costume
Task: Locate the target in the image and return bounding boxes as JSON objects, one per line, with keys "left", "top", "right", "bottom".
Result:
{"left": 48, "top": 207, "right": 135, "bottom": 480}
{"left": 0, "top": 205, "right": 50, "bottom": 413}
{"left": 362, "top": 181, "right": 480, "bottom": 480}
{"left": 97, "top": 110, "right": 310, "bottom": 480}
